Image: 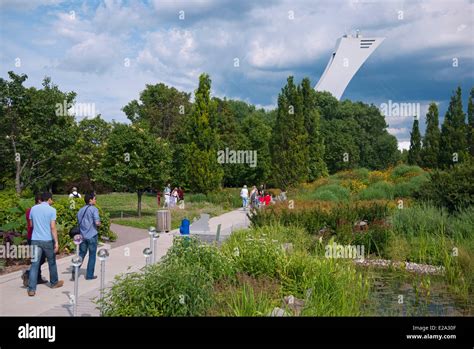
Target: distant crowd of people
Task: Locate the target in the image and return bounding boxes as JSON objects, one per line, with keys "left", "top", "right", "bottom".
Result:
{"left": 158, "top": 183, "right": 184, "bottom": 208}
{"left": 240, "top": 184, "right": 274, "bottom": 209}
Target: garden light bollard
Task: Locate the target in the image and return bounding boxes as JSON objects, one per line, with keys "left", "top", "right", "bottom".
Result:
{"left": 148, "top": 226, "right": 156, "bottom": 261}
{"left": 73, "top": 234, "right": 83, "bottom": 256}
{"left": 152, "top": 232, "right": 160, "bottom": 264}
{"left": 97, "top": 249, "right": 109, "bottom": 316}
{"left": 71, "top": 255, "right": 83, "bottom": 317}
{"left": 143, "top": 248, "right": 152, "bottom": 266}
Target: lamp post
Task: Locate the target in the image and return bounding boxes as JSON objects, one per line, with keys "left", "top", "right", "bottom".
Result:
{"left": 97, "top": 249, "right": 109, "bottom": 316}
{"left": 71, "top": 255, "right": 83, "bottom": 317}
{"left": 143, "top": 248, "right": 152, "bottom": 266}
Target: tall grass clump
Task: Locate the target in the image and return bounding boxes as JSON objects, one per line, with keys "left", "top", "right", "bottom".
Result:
{"left": 311, "top": 184, "right": 350, "bottom": 202}
{"left": 278, "top": 252, "right": 370, "bottom": 316}
{"left": 357, "top": 181, "right": 394, "bottom": 200}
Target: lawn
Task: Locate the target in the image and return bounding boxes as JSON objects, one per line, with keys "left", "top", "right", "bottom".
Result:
{"left": 55, "top": 190, "right": 241, "bottom": 230}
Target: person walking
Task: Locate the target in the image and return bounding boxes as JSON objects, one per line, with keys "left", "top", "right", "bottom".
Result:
{"left": 74, "top": 192, "right": 101, "bottom": 280}
{"left": 22, "top": 193, "right": 47, "bottom": 287}
{"left": 163, "top": 183, "right": 171, "bottom": 208}
{"left": 240, "top": 185, "right": 249, "bottom": 209}
{"left": 27, "top": 192, "right": 64, "bottom": 296}
{"left": 250, "top": 186, "right": 258, "bottom": 209}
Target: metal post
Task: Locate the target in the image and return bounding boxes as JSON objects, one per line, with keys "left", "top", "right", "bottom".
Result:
{"left": 143, "top": 248, "right": 152, "bottom": 266}
{"left": 97, "top": 249, "right": 109, "bottom": 316}
{"left": 71, "top": 255, "right": 82, "bottom": 317}
{"left": 215, "top": 224, "right": 221, "bottom": 242}
{"left": 153, "top": 233, "right": 159, "bottom": 264}
{"left": 148, "top": 226, "right": 156, "bottom": 263}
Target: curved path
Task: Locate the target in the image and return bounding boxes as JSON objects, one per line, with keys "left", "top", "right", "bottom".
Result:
{"left": 0, "top": 209, "right": 249, "bottom": 316}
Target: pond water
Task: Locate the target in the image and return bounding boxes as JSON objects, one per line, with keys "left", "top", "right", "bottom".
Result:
{"left": 360, "top": 269, "right": 473, "bottom": 316}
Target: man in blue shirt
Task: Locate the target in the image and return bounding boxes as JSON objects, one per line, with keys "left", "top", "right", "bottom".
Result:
{"left": 75, "top": 192, "right": 101, "bottom": 280}
{"left": 27, "top": 192, "right": 64, "bottom": 296}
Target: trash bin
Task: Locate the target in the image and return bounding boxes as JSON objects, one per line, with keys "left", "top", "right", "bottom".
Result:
{"left": 156, "top": 210, "right": 171, "bottom": 232}
{"left": 179, "top": 218, "right": 190, "bottom": 235}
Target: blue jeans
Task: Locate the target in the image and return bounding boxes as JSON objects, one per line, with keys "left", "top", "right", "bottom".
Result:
{"left": 28, "top": 240, "right": 59, "bottom": 292}
{"left": 79, "top": 235, "right": 98, "bottom": 279}
{"left": 242, "top": 197, "right": 248, "bottom": 208}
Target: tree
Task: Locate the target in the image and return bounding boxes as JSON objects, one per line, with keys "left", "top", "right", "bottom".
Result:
{"left": 439, "top": 87, "right": 467, "bottom": 167}
{"left": 467, "top": 87, "right": 474, "bottom": 157}
{"left": 300, "top": 78, "right": 328, "bottom": 181}
{"left": 63, "top": 115, "right": 111, "bottom": 191}
{"left": 271, "top": 76, "right": 309, "bottom": 189}
{"left": 183, "top": 74, "right": 223, "bottom": 193}
{"left": 408, "top": 117, "right": 422, "bottom": 165}
{"left": 321, "top": 118, "right": 360, "bottom": 172}
{"left": 122, "top": 83, "right": 191, "bottom": 143}
{"left": 241, "top": 110, "right": 272, "bottom": 186}
{"left": 421, "top": 103, "right": 440, "bottom": 168}
{"left": 317, "top": 92, "right": 398, "bottom": 172}
{"left": 0, "top": 72, "right": 77, "bottom": 193}
{"left": 99, "top": 123, "right": 171, "bottom": 217}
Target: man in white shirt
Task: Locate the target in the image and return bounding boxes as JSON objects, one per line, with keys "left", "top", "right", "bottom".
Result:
{"left": 69, "top": 187, "right": 81, "bottom": 199}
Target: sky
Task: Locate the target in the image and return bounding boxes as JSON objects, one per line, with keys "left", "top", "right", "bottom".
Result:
{"left": 0, "top": 0, "right": 473, "bottom": 150}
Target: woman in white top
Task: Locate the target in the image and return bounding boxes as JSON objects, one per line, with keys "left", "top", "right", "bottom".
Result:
{"left": 240, "top": 185, "right": 249, "bottom": 209}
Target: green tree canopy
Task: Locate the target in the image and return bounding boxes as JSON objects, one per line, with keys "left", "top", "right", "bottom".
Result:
{"left": 99, "top": 123, "right": 171, "bottom": 216}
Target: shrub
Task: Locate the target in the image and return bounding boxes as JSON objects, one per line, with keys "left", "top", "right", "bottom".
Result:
{"left": 416, "top": 161, "right": 474, "bottom": 212}
{"left": 99, "top": 262, "right": 214, "bottom": 316}
{"left": 341, "top": 179, "right": 367, "bottom": 194}
{"left": 368, "top": 170, "right": 390, "bottom": 184}
{"left": 53, "top": 198, "right": 115, "bottom": 243}
{"left": 390, "top": 164, "right": 424, "bottom": 181}
{"left": 393, "top": 174, "right": 429, "bottom": 198}
{"left": 163, "top": 236, "right": 235, "bottom": 281}
{"left": 222, "top": 229, "right": 286, "bottom": 278}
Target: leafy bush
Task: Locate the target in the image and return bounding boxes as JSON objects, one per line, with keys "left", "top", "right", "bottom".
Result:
{"left": 163, "top": 236, "right": 235, "bottom": 281}
{"left": 99, "top": 262, "right": 214, "bottom": 316}
{"left": 390, "top": 164, "right": 424, "bottom": 181}
{"left": 368, "top": 170, "right": 390, "bottom": 184}
{"left": 53, "top": 198, "right": 115, "bottom": 243}
{"left": 340, "top": 179, "right": 367, "bottom": 194}
{"left": 416, "top": 161, "right": 474, "bottom": 212}
{"left": 393, "top": 173, "right": 429, "bottom": 198}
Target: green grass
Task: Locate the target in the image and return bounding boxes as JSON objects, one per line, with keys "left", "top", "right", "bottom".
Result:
{"left": 54, "top": 192, "right": 237, "bottom": 230}
{"left": 357, "top": 181, "right": 394, "bottom": 200}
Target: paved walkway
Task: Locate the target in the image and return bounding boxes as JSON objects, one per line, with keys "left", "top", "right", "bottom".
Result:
{"left": 0, "top": 209, "right": 249, "bottom": 316}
